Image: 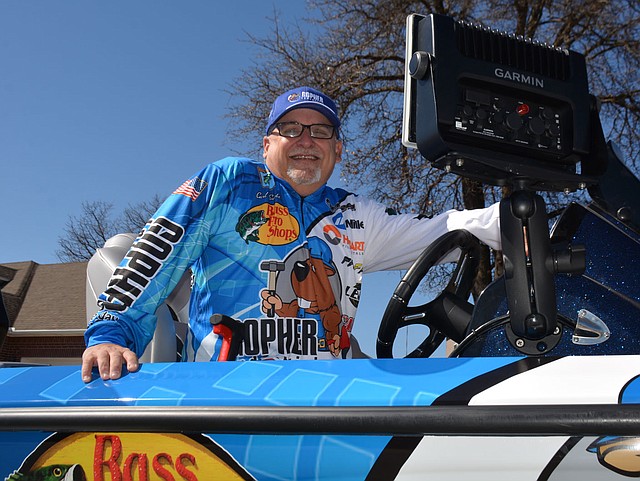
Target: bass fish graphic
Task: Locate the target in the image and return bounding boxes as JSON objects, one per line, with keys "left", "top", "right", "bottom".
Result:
{"left": 5, "top": 464, "right": 86, "bottom": 481}
{"left": 236, "top": 210, "right": 269, "bottom": 244}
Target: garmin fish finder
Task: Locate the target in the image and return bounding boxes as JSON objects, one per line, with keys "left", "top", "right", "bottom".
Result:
{"left": 402, "top": 13, "right": 606, "bottom": 352}
{"left": 402, "top": 13, "right": 605, "bottom": 189}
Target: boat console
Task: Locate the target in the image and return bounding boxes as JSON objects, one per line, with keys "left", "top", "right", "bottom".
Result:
{"left": 386, "top": 13, "right": 640, "bottom": 358}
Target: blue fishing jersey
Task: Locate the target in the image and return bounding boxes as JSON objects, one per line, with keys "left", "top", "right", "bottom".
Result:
{"left": 86, "top": 157, "right": 501, "bottom": 361}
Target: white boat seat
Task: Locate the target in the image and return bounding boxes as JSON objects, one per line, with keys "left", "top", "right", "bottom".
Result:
{"left": 85, "top": 233, "right": 190, "bottom": 363}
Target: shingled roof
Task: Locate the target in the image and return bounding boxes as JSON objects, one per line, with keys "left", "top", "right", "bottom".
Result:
{"left": 0, "top": 261, "right": 87, "bottom": 332}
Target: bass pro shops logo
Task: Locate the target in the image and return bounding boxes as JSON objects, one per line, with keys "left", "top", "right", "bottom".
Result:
{"left": 236, "top": 203, "right": 300, "bottom": 245}
{"left": 6, "top": 432, "right": 256, "bottom": 481}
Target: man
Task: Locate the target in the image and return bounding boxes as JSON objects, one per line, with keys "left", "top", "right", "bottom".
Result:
{"left": 82, "top": 86, "right": 501, "bottom": 382}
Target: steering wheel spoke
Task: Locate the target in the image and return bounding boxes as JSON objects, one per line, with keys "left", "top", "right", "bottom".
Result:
{"left": 376, "top": 230, "right": 482, "bottom": 358}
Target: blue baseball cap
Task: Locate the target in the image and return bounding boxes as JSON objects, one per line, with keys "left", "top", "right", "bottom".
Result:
{"left": 266, "top": 86, "right": 341, "bottom": 138}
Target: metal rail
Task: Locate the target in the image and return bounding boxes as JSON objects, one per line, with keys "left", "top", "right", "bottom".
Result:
{"left": 2, "top": 404, "right": 640, "bottom": 436}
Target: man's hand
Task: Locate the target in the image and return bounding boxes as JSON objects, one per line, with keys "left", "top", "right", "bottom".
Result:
{"left": 81, "top": 343, "right": 140, "bottom": 383}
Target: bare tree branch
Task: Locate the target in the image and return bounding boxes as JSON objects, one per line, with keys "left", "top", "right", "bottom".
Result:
{"left": 56, "top": 196, "right": 163, "bottom": 262}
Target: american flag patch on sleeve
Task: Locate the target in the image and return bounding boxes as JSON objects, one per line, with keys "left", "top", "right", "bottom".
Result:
{"left": 173, "top": 177, "right": 208, "bottom": 201}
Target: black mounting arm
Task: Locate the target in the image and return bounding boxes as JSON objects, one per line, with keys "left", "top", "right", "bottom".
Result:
{"left": 500, "top": 187, "right": 586, "bottom": 342}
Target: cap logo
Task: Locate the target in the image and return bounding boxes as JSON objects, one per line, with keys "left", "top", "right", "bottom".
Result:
{"left": 287, "top": 91, "right": 326, "bottom": 106}
{"left": 300, "top": 91, "right": 325, "bottom": 105}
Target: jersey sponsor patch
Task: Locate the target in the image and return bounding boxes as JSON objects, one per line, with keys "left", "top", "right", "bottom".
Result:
{"left": 173, "top": 177, "right": 208, "bottom": 201}
{"left": 236, "top": 203, "right": 300, "bottom": 245}
{"left": 239, "top": 317, "right": 320, "bottom": 359}
{"left": 98, "top": 217, "right": 185, "bottom": 312}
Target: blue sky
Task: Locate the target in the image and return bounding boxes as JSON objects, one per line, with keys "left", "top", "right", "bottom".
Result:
{"left": 0, "top": 1, "right": 433, "bottom": 357}
{"left": 1, "top": 0, "right": 294, "bottom": 264}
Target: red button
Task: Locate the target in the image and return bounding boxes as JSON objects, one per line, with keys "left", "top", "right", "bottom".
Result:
{"left": 517, "top": 104, "right": 530, "bottom": 115}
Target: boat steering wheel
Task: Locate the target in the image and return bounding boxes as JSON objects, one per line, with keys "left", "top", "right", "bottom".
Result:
{"left": 376, "top": 230, "right": 482, "bottom": 358}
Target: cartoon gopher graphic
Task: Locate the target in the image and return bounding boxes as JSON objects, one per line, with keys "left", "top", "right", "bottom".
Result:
{"left": 261, "top": 238, "right": 346, "bottom": 357}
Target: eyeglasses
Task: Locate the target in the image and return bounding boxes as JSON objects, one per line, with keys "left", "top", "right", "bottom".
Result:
{"left": 270, "top": 121, "right": 336, "bottom": 139}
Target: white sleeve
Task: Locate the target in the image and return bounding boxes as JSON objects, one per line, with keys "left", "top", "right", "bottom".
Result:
{"left": 362, "top": 200, "right": 501, "bottom": 273}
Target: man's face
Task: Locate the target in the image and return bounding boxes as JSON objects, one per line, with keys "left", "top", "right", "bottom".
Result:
{"left": 263, "top": 108, "right": 342, "bottom": 197}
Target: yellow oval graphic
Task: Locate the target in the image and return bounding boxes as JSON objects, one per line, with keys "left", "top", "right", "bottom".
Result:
{"left": 17, "top": 432, "right": 255, "bottom": 481}
{"left": 236, "top": 203, "right": 300, "bottom": 245}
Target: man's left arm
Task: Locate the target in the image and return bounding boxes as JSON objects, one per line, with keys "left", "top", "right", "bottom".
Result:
{"left": 360, "top": 200, "right": 501, "bottom": 272}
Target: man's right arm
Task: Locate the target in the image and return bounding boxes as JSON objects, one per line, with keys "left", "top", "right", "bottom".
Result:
{"left": 82, "top": 159, "right": 241, "bottom": 380}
